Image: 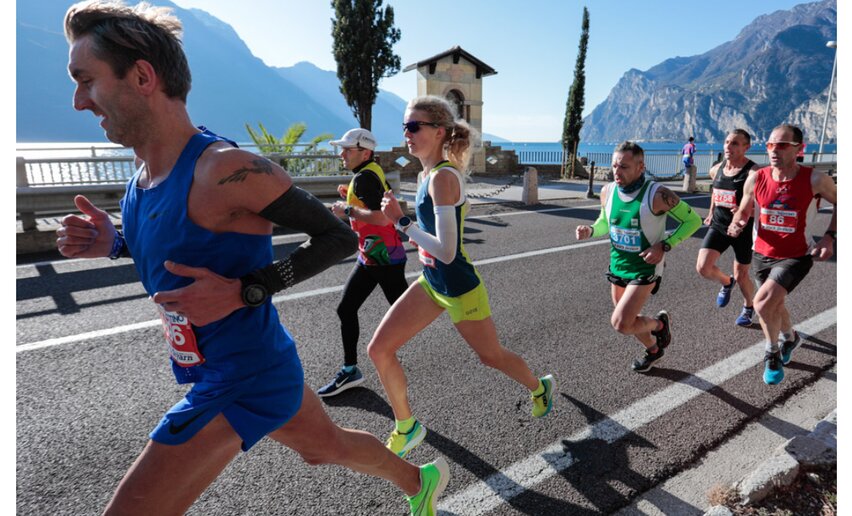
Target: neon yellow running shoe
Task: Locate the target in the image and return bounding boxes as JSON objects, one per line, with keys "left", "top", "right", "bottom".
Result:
{"left": 407, "top": 457, "right": 450, "bottom": 516}
{"left": 531, "top": 375, "right": 555, "bottom": 417}
{"left": 386, "top": 420, "right": 427, "bottom": 458}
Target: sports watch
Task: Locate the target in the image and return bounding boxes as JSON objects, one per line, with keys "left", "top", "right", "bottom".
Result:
{"left": 343, "top": 206, "right": 352, "bottom": 217}
{"left": 239, "top": 275, "right": 269, "bottom": 308}
{"left": 396, "top": 216, "right": 412, "bottom": 233}
{"left": 661, "top": 240, "right": 672, "bottom": 253}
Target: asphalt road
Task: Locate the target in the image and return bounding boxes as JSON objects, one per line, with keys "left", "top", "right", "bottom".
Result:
{"left": 16, "top": 194, "right": 837, "bottom": 515}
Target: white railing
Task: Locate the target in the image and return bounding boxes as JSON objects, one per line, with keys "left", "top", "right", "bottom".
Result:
{"left": 16, "top": 149, "right": 344, "bottom": 187}
{"left": 521, "top": 149, "right": 838, "bottom": 179}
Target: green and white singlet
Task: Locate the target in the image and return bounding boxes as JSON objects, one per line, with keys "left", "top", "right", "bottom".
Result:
{"left": 603, "top": 180, "right": 667, "bottom": 280}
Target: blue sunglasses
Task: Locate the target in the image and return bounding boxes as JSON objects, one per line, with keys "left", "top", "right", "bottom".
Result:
{"left": 403, "top": 121, "right": 440, "bottom": 133}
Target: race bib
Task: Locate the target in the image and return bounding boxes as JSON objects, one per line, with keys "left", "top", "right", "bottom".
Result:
{"left": 610, "top": 226, "right": 642, "bottom": 252}
{"left": 760, "top": 207, "right": 798, "bottom": 234}
{"left": 713, "top": 188, "right": 737, "bottom": 208}
{"left": 158, "top": 305, "right": 204, "bottom": 367}
{"left": 418, "top": 246, "right": 437, "bottom": 268}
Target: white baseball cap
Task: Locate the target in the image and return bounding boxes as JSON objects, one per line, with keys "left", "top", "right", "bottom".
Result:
{"left": 330, "top": 128, "right": 377, "bottom": 150}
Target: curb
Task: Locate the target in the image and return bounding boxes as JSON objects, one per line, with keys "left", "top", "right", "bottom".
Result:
{"left": 703, "top": 409, "right": 837, "bottom": 515}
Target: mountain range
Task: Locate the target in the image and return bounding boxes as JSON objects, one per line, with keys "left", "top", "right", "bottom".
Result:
{"left": 580, "top": 0, "right": 837, "bottom": 143}
{"left": 16, "top": 0, "right": 409, "bottom": 144}
{"left": 17, "top": 1, "right": 837, "bottom": 146}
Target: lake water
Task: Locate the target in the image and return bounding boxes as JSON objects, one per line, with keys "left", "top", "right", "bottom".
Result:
{"left": 16, "top": 141, "right": 838, "bottom": 158}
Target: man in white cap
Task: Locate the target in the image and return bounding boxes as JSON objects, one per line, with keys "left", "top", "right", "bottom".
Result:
{"left": 318, "top": 128, "right": 409, "bottom": 397}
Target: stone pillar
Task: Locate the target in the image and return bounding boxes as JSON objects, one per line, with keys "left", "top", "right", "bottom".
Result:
{"left": 682, "top": 165, "right": 697, "bottom": 193}
{"left": 522, "top": 167, "right": 538, "bottom": 205}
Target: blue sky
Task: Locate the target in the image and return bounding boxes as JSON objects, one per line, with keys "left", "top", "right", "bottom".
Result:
{"left": 172, "top": 0, "right": 812, "bottom": 142}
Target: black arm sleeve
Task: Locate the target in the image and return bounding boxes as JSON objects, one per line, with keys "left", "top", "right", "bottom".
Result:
{"left": 246, "top": 186, "right": 357, "bottom": 294}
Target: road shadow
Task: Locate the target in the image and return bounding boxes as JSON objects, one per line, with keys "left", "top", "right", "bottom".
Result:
{"left": 16, "top": 240, "right": 312, "bottom": 316}
{"left": 542, "top": 393, "right": 661, "bottom": 515}
{"left": 319, "top": 387, "right": 394, "bottom": 421}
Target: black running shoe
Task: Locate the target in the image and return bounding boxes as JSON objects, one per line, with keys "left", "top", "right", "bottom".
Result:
{"left": 780, "top": 332, "right": 802, "bottom": 365}
{"left": 651, "top": 310, "right": 671, "bottom": 349}
{"left": 632, "top": 347, "right": 665, "bottom": 373}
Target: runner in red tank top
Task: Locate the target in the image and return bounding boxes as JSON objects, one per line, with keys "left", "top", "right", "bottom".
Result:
{"left": 728, "top": 124, "right": 836, "bottom": 385}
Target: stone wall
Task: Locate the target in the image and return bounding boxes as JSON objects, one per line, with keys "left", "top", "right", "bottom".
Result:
{"left": 375, "top": 144, "right": 519, "bottom": 179}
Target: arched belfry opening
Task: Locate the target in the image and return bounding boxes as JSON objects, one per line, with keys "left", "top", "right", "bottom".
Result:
{"left": 446, "top": 89, "right": 468, "bottom": 122}
{"left": 403, "top": 46, "right": 497, "bottom": 172}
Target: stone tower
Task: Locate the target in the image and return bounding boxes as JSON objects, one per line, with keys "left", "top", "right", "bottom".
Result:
{"left": 403, "top": 46, "right": 497, "bottom": 173}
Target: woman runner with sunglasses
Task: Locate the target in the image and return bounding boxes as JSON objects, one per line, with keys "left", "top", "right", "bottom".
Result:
{"left": 370, "top": 95, "right": 555, "bottom": 459}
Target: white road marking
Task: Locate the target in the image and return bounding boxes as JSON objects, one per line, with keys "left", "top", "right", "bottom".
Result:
{"left": 19, "top": 196, "right": 711, "bottom": 270}
{"left": 16, "top": 239, "right": 610, "bottom": 352}
{"left": 438, "top": 308, "right": 837, "bottom": 515}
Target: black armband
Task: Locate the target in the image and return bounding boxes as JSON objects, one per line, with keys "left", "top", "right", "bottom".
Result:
{"left": 242, "top": 186, "right": 357, "bottom": 294}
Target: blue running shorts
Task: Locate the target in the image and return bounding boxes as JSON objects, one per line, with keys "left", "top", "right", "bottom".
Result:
{"left": 150, "top": 352, "right": 305, "bottom": 451}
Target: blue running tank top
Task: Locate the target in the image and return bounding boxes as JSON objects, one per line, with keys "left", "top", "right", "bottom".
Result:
{"left": 121, "top": 129, "right": 299, "bottom": 384}
{"left": 414, "top": 161, "right": 480, "bottom": 297}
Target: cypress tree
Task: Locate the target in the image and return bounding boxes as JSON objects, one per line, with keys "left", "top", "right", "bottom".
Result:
{"left": 331, "top": 0, "right": 401, "bottom": 130}
{"left": 562, "top": 7, "right": 590, "bottom": 175}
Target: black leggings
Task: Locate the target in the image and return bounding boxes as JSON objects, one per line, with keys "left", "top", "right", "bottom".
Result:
{"left": 337, "top": 262, "right": 408, "bottom": 366}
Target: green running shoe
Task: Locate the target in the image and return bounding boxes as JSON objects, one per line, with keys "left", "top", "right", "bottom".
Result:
{"left": 386, "top": 420, "right": 427, "bottom": 459}
{"left": 531, "top": 374, "right": 556, "bottom": 417}
{"left": 407, "top": 457, "right": 450, "bottom": 516}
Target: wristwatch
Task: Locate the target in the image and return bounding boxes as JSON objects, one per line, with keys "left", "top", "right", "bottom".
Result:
{"left": 824, "top": 230, "right": 836, "bottom": 240}
{"left": 239, "top": 275, "right": 269, "bottom": 308}
{"left": 396, "top": 216, "right": 413, "bottom": 233}
{"left": 661, "top": 240, "right": 672, "bottom": 253}
{"left": 343, "top": 205, "right": 352, "bottom": 217}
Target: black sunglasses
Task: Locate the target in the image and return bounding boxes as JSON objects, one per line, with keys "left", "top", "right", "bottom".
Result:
{"left": 403, "top": 121, "right": 440, "bottom": 133}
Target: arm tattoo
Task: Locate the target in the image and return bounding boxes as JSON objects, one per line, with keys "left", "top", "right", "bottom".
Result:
{"left": 659, "top": 187, "right": 679, "bottom": 210}
{"left": 217, "top": 159, "right": 274, "bottom": 185}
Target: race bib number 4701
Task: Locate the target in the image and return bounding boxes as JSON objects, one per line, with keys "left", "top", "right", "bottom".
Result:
{"left": 760, "top": 207, "right": 798, "bottom": 234}
{"left": 610, "top": 226, "right": 642, "bottom": 253}
{"left": 158, "top": 306, "right": 204, "bottom": 367}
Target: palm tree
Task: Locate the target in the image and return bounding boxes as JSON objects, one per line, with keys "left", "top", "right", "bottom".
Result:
{"left": 245, "top": 122, "right": 335, "bottom": 175}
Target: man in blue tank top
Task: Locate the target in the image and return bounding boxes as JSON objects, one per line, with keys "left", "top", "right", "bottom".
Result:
{"left": 56, "top": 2, "right": 448, "bottom": 514}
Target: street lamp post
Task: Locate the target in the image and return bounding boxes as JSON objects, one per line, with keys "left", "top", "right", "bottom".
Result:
{"left": 817, "top": 40, "right": 837, "bottom": 162}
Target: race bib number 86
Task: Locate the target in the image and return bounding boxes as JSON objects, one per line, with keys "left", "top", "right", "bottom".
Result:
{"left": 760, "top": 207, "right": 798, "bottom": 234}
{"left": 158, "top": 306, "right": 204, "bottom": 367}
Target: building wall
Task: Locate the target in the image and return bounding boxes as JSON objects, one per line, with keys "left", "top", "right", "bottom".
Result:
{"left": 413, "top": 55, "right": 491, "bottom": 173}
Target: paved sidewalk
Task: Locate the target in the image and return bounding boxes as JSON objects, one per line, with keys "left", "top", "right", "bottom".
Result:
{"left": 615, "top": 366, "right": 837, "bottom": 515}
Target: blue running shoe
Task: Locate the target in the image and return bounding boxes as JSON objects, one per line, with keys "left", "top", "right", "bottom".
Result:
{"left": 317, "top": 366, "right": 365, "bottom": 398}
{"left": 716, "top": 277, "right": 736, "bottom": 307}
{"left": 736, "top": 306, "right": 755, "bottom": 327}
{"left": 763, "top": 351, "right": 784, "bottom": 385}
{"left": 780, "top": 332, "right": 802, "bottom": 365}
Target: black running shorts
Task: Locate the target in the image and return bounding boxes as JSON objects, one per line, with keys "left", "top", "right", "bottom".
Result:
{"left": 701, "top": 226, "right": 753, "bottom": 265}
{"left": 753, "top": 253, "right": 813, "bottom": 294}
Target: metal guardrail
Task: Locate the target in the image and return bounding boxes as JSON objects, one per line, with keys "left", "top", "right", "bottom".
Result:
{"left": 16, "top": 148, "right": 343, "bottom": 187}
{"left": 16, "top": 170, "right": 401, "bottom": 231}
{"left": 519, "top": 149, "right": 838, "bottom": 179}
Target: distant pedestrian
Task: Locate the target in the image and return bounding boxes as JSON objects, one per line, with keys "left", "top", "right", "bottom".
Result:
{"left": 575, "top": 141, "right": 702, "bottom": 372}
{"left": 728, "top": 124, "right": 836, "bottom": 385}
{"left": 696, "top": 129, "right": 757, "bottom": 326}
{"left": 318, "top": 128, "right": 408, "bottom": 398}
{"left": 57, "top": 2, "right": 448, "bottom": 514}
{"left": 372, "top": 95, "right": 555, "bottom": 459}
{"left": 682, "top": 136, "right": 696, "bottom": 173}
